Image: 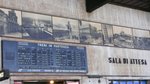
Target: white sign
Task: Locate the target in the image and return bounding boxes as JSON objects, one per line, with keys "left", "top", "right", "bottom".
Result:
{"left": 14, "top": 82, "right": 22, "bottom": 84}
{"left": 0, "top": 72, "right": 4, "bottom": 78}
{"left": 66, "top": 81, "right": 79, "bottom": 84}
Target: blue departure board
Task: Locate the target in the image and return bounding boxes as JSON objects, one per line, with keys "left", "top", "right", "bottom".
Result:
{"left": 2, "top": 40, "right": 87, "bottom": 73}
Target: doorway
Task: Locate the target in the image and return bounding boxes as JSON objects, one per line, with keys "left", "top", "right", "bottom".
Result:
{"left": 23, "top": 80, "right": 65, "bottom": 84}
{"left": 14, "top": 80, "right": 79, "bottom": 84}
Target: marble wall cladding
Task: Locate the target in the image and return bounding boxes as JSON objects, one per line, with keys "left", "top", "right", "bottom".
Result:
{"left": 87, "top": 45, "right": 150, "bottom": 76}
{"left": 0, "top": 0, "right": 150, "bottom": 30}
{"left": 0, "top": 1, "right": 150, "bottom": 83}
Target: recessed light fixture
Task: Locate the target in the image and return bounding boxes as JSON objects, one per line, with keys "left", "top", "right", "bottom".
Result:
{"left": 50, "top": 80, "right": 54, "bottom": 84}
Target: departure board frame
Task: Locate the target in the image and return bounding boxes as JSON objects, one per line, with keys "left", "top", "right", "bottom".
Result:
{"left": 2, "top": 40, "right": 88, "bottom": 73}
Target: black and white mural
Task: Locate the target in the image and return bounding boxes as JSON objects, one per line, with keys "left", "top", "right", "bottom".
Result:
{"left": 1, "top": 7, "right": 150, "bottom": 50}
{"left": 79, "top": 21, "right": 103, "bottom": 45}
{"left": 133, "top": 29, "right": 150, "bottom": 50}
{"left": 113, "top": 26, "right": 134, "bottom": 48}
{"left": 22, "top": 12, "right": 53, "bottom": 40}
{"left": 53, "top": 17, "right": 79, "bottom": 43}
{"left": 102, "top": 24, "right": 114, "bottom": 46}
{"left": 0, "top": 8, "right": 22, "bottom": 37}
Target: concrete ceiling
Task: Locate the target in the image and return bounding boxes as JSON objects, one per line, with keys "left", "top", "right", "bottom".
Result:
{"left": 86, "top": 0, "right": 150, "bottom": 12}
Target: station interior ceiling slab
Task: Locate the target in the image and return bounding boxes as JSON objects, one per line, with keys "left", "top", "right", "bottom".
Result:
{"left": 86, "top": 0, "right": 150, "bottom": 12}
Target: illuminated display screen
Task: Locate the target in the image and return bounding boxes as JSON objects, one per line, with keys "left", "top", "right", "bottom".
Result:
{"left": 112, "top": 81, "right": 147, "bottom": 84}
{"left": 113, "top": 81, "right": 119, "bottom": 84}
{"left": 127, "top": 81, "right": 133, "bottom": 84}
{"left": 120, "top": 81, "right": 126, "bottom": 84}
{"left": 2, "top": 40, "right": 87, "bottom": 73}
{"left": 134, "top": 81, "right": 140, "bottom": 84}
{"left": 141, "top": 81, "right": 146, "bottom": 84}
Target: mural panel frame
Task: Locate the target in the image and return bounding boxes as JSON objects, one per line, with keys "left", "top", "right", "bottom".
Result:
{"left": 113, "top": 26, "right": 134, "bottom": 48}
{"left": 52, "top": 16, "right": 80, "bottom": 43}
{"left": 79, "top": 20, "right": 104, "bottom": 45}
{"left": 101, "top": 24, "right": 114, "bottom": 46}
{"left": 22, "top": 12, "right": 53, "bottom": 41}
{"left": 133, "top": 29, "right": 150, "bottom": 50}
{"left": 0, "top": 7, "right": 22, "bottom": 38}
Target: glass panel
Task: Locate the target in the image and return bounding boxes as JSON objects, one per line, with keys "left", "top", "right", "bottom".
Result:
{"left": 127, "top": 81, "right": 133, "bottom": 84}
{"left": 120, "top": 81, "right": 126, "bottom": 84}
{"left": 134, "top": 81, "right": 139, "bottom": 84}
{"left": 141, "top": 81, "right": 146, "bottom": 84}
{"left": 113, "top": 81, "right": 119, "bottom": 84}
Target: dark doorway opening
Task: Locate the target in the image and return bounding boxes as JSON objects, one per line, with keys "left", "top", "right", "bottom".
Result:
{"left": 14, "top": 80, "right": 79, "bottom": 84}
{"left": 23, "top": 81, "right": 64, "bottom": 84}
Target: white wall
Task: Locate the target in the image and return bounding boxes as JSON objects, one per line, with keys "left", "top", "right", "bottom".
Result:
{"left": 0, "top": 0, "right": 150, "bottom": 30}
{"left": 0, "top": 37, "right": 1, "bottom": 70}
{"left": 0, "top": 79, "right": 10, "bottom": 84}
{"left": 87, "top": 45, "right": 150, "bottom": 76}
{"left": 0, "top": 0, "right": 150, "bottom": 83}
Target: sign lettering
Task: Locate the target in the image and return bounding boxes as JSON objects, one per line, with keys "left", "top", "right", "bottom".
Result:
{"left": 108, "top": 57, "right": 147, "bottom": 65}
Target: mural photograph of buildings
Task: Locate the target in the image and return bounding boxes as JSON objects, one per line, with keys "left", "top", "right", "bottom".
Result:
{"left": 79, "top": 21, "right": 103, "bottom": 45}
{"left": 113, "top": 26, "right": 134, "bottom": 48}
{"left": 101, "top": 24, "right": 114, "bottom": 46}
{"left": 133, "top": 29, "right": 150, "bottom": 50}
{"left": 53, "top": 17, "right": 79, "bottom": 43}
{"left": 0, "top": 8, "right": 22, "bottom": 37}
{"left": 0, "top": 7, "right": 150, "bottom": 51}
{"left": 22, "top": 12, "right": 53, "bottom": 40}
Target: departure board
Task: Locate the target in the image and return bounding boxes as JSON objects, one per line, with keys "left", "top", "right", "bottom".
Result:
{"left": 2, "top": 40, "right": 87, "bottom": 73}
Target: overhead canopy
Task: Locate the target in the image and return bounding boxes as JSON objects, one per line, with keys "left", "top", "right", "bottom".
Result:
{"left": 86, "top": 0, "right": 150, "bottom": 12}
